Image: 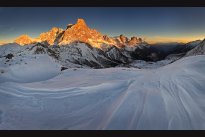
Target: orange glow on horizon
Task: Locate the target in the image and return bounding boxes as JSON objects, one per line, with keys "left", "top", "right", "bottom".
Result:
{"left": 0, "top": 38, "right": 14, "bottom": 44}
{"left": 146, "top": 35, "right": 205, "bottom": 44}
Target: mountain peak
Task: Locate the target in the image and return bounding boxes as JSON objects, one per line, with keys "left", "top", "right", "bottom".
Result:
{"left": 50, "top": 27, "right": 63, "bottom": 32}
{"left": 14, "top": 34, "right": 33, "bottom": 45}
{"left": 16, "top": 34, "right": 30, "bottom": 39}
{"left": 13, "top": 19, "right": 145, "bottom": 48}
{"left": 76, "top": 18, "right": 87, "bottom": 27}
{"left": 38, "top": 27, "right": 64, "bottom": 45}
{"left": 58, "top": 18, "right": 104, "bottom": 48}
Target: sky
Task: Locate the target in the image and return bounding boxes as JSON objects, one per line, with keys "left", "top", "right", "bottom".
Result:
{"left": 0, "top": 7, "right": 205, "bottom": 44}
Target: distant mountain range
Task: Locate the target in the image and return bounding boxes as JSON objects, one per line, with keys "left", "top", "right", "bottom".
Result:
{"left": 14, "top": 18, "right": 146, "bottom": 48}
{"left": 0, "top": 18, "right": 204, "bottom": 69}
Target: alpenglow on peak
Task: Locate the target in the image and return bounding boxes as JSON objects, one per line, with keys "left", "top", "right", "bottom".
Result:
{"left": 14, "top": 18, "right": 145, "bottom": 48}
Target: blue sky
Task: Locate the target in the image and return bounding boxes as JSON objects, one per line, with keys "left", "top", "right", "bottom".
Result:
{"left": 1, "top": 7, "right": 205, "bottom": 43}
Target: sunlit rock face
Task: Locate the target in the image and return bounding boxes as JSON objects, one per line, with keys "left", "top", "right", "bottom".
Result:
{"left": 0, "top": 42, "right": 5, "bottom": 45}
{"left": 128, "top": 37, "right": 140, "bottom": 46}
{"left": 119, "top": 34, "right": 129, "bottom": 44}
{"left": 38, "top": 27, "right": 64, "bottom": 45}
{"left": 14, "top": 34, "right": 34, "bottom": 45}
{"left": 58, "top": 19, "right": 105, "bottom": 48}
{"left": 13, "top": 18, "right": 145, "bottom": 48}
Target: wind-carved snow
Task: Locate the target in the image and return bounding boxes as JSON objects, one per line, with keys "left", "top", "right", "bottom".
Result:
{"left": 0, "top": 55, "right": 205, "bottom": 129}
{"left": 0, "top": 54, "right": 61, "bottom": 83}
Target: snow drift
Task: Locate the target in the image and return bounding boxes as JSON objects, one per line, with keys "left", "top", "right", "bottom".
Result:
{"left": 0, "top": 55, "right": 205, "bottom": 129}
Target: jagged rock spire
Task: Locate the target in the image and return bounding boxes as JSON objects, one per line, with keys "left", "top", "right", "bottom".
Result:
{"left": 13, "top": 18, "right": 144, "bottom": 48}
{"left": 76, "top": 18, "right": 87, "bottom": 27}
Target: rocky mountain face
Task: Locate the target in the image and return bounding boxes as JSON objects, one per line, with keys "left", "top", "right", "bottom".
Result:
{"left": 9, "top": 18, "right": 152, "bottom": 68}
{"left": 14, "top": 19, "right": 145, "bottom": 48}
{"left": 38, "top": 27, "right": 64, "bottom": 45}
{"left": 58, "top": 19, "right": 107, "bottom": 48}
{"left": 14, "top": 35, "right": 34, "bottom": 45}
{"left": 3, "top": 18, "right": 203, "bottom": 69}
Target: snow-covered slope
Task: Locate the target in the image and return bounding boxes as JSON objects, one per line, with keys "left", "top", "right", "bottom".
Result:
{"left": 118, "top": 59, "right": 175, "bottom": 69}
{"left": 164, "top": 40, "right": 202, "bottom": 59}
{"left": 0, "top": 54, "right": 61, "bottom": 83}
{"left": 185, "top": 39, "right": 205, "bottom": 56}
{"left": 56, "top": 42, "right": 125, "bottom": 68}
{"left": 0, "top": 43, "right": 32, "bottom": 57}
{"left": 0, "top": 42, "right": 131, "bottom": 69}
{"left": 0, "top": 55, "right": 205, "bottom": 129}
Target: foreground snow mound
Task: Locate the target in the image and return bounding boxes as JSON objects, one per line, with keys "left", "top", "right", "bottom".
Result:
{"left": 0, "top": 55, "right": 205, "bottom": 129}
{"left": 0, "top": 54, "right": 61, "bottom": 83}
